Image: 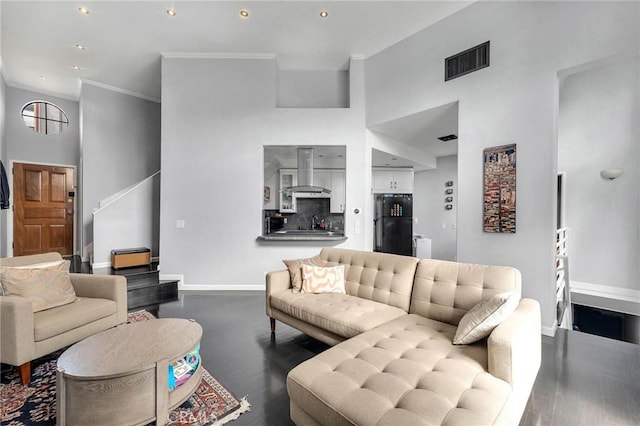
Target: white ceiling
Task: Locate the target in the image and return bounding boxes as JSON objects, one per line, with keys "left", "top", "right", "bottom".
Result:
{"left": 1, "top": 1, "right": 472, "bottom": 102}
{"left": 370, "top": 101, "right": 459, "bottom": 169}
{"left": 1, "top": 1, "right": 466, "bottom": 168}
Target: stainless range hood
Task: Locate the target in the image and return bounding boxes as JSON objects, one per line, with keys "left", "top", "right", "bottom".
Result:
{"left": 282, "top": 148, "right": 331, "bottom": 194}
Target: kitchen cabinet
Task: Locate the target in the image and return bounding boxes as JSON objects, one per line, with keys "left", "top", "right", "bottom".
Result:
{"left": 372, "top": 168, "right": 414, "bottom": 193}
{"left": 330, "top": 170, "right": 346, "bottom": 213}
{"left": 314, "top": 170, "right": 346, "bottom": 213}
{"left": 279, "top": 169, "right": 297, "bottom": 213}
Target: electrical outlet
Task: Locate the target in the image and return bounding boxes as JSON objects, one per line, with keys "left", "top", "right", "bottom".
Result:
{"left": 176, "top": 220, "right": 185, "bottom": 229}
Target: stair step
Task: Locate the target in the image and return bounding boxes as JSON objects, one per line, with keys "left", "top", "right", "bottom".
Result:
{"left": 127, "top": 280, "right": 179, "bottom": 310}
{"left": 124, "top": 270, "right": 160, "bottom": 283}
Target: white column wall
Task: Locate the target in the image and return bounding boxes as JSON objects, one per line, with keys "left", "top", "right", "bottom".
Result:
{"left": 160, "top": 57, "right": 366, "bottom": 288}
{"left": 364, "top": 1, "right": 639, "bottom": 333}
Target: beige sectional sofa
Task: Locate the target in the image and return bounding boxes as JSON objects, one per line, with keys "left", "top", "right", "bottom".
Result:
{"left": 266, "top": 248, "right": 541, "bottom": 425}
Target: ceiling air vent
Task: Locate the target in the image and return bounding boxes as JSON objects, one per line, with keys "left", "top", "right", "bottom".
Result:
{"left": 438, "top": 134, "right": 458, "bottom": 142}
{"left": 445, "top": 41, "right": 490, "bottom": 81}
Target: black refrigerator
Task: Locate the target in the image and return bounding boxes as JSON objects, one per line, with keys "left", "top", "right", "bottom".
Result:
{"left": 374, "top": 194, "right": 413, "bottom": 256}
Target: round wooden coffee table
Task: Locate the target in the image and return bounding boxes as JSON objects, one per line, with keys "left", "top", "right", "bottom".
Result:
{"left": 56, "top": 318, "right": 202, "bottom": 426}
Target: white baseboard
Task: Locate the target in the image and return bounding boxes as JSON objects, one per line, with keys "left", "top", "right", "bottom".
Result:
{"left": 541, "top": 323, "right": 557, "bottom": 337}
{"left": 92, "top": 261, "right": 111, "bottom": 269}
{"left": 160, "top": 274, "right": 184, "bottom": 288}
{"left": 177, "top": 284, "right": 265, "bottom": 291}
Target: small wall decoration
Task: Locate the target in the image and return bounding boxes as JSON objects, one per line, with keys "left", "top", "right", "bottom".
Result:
{"left": 483, "top": 144, "right": 516, "bottom": 233}
{"left": 444, "top": 181, "right": 454, "bottom": 210}
{"left": 263, "top": 186, "right": 271, "bottom": 201}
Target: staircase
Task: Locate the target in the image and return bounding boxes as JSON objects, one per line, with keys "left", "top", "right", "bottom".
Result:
{"left": 92, "top": 262, "right": 179, "bottom": 313}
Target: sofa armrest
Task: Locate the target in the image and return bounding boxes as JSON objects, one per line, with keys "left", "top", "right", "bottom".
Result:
{"left": 266, "top": 269, "right": 292, "bottom": 317}
{"left": 0, "top": 295, "right": 36, "bottom": 366}
{"left": 70, "top": 273, "right": 128, "bottom": 325}
{"left": 488, "top": 298, "right": 541, "bottom": 419}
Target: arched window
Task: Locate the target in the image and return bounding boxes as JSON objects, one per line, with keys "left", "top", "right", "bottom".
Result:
{"left": 21, "top": 101, "right": 69, "bottom": 135}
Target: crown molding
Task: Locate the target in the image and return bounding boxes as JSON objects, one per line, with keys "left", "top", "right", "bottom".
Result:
{"left": 80, "top": 79, "right": 160, "bottom": 103}
{"left": 4, "top": 80, "right": 78, "bottom": 102}
{"left": 161, "top": 52, "right": 276, "bottom": 60}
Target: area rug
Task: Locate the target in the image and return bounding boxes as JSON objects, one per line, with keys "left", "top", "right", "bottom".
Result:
{"left": 0, "top": 310, "right": 250, "bottom": 426}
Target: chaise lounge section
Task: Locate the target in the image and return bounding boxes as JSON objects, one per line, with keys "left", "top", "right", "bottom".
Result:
{"left": 266, "top": 248, "right": 541, "bottom": 425}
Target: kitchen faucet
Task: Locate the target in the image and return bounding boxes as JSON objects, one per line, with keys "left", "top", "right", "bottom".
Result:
{"left": 312, "top": 215, "right": 318, "bottom": 230}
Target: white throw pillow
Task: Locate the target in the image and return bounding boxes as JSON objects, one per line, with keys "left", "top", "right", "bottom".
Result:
{"left": 5, "top": 259, "right": 66, "bottom": 269}
{"left": 301, "top": 264, "right": 346, "bottom": 294}
{"left": 453, "top": 292, "right": 519, "bottom": 345}
{"left": 0, "top": 260, "right": 76, "bottom": 312}
{"left": 282, "top": 256, "right": 327, "bottom": 292}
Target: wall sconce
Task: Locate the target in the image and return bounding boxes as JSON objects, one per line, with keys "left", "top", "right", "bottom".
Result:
{"left": 600, "top": 168, "right": 623, "bottom": 180}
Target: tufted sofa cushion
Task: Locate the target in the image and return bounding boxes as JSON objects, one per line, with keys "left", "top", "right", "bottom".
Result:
{"left": 271, "top": 290, "right": 407, "bottom": 338}
{"left": 410, "top": 259, "right": 522, "bottom": 326}
{"left": 288, "top": 314, "right": 512, "bottom": 425}
{"left": 319, "top": 248, "right": 419, "bottom": 312}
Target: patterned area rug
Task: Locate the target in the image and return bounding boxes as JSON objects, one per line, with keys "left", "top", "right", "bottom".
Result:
{"left": 0, "top": 310, "right": 250, "bottom": 426}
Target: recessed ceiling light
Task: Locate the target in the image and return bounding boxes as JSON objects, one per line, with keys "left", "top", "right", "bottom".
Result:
{"left": 240, "top": 9, "right": 249, "bottom": 18}
{"left": 40, "top": 76, "right": 47, "bottom": 80}
{"left": 166, "top": 8, "right": 176, "bottom": 17}
{"left": 78, "top": 6, "right": 90, "bottom": 15}
{"left": 320, "top": 10, "right": 328, "bottom": 18}
{"left": 75, "top": 44, "right": 86, "bottom": 50}
{"left": 72, "top": 65, "right": 81, "bottom": 70}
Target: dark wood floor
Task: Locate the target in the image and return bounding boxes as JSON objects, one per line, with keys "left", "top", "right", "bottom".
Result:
{"left": 156, "top": 291, "right": 639, "bottom": 426}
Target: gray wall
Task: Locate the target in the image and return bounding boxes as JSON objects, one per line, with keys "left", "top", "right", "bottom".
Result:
{"left": 413, "top": 155, "right": 458, "bottom": 261}
{"left": 80, "top": 82, "right": 161, "bottom": 259}
{"left": 161, "top": 57, "right": 366, "bottom": 288}
{"left": 364, "top": 1, "right": 639, "bottom": 333}
{"left": 277, "top": 70, "right": 349, "bottom": 108}
{"left": 4, "top": 86, "right": 80, "bottom": 254}
{"left": 5, "top": 86, "right": 79, "bottom": 166}
{"left": 558, "top": 56, "right": 639, "bottom": 291}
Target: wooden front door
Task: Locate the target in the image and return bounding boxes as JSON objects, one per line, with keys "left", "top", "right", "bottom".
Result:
{"left": 13, "top": 163, "right": 75, "bottom": 256}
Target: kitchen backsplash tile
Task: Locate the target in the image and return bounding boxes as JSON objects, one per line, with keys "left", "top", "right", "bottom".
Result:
{"left": 264, "top": 198, "right": 344, "bottom": 232}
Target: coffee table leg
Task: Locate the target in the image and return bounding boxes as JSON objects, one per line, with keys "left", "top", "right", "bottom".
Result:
{"left": 156, "top": 360, "right": 169, "bottom": 426}
{"left": 56, "top": 368, "right": 66, "bottom": 426}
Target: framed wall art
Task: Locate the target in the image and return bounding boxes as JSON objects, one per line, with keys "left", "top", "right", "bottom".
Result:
{"left": 483, "top": 144, "right": 516, "bottom": 233}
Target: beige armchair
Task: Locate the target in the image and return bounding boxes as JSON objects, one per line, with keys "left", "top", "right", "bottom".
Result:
{"left": 1, "top": 252, "right": 127, "bottom": 384}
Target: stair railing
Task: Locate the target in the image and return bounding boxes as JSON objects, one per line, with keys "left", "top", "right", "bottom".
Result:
{"left": 556, "top": 227, "right": 572, "bottom": 328}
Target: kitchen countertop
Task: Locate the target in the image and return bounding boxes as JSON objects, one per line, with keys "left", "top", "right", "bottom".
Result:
{"left": 257, "top": 231, "right": 347, "bottom": 242}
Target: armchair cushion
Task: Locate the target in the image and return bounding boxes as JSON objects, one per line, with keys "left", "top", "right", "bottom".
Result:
{"left": 34, "top": 297, "right": 117, "bottom": 341}
{"left": 0, "top": 260, "right": 76, "bottom": 312}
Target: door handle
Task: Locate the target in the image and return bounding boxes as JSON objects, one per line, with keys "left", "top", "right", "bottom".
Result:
{"left": 67, "top": 209, "right": 73, "bottom": 215}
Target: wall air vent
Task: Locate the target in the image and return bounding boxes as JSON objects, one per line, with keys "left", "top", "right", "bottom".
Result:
{"left": 445, "top": 41, "right": 490, "bottom": 81}
{"left": 438, "top": 134, "right": 458, "bottom": 142}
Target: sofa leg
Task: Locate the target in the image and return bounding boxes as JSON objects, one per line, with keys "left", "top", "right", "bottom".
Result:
{"left": 270, "top": 318, "right": 276, "bottom": 333}
{"left": 19, "top": 362, "right": 31, "bottom": 385}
